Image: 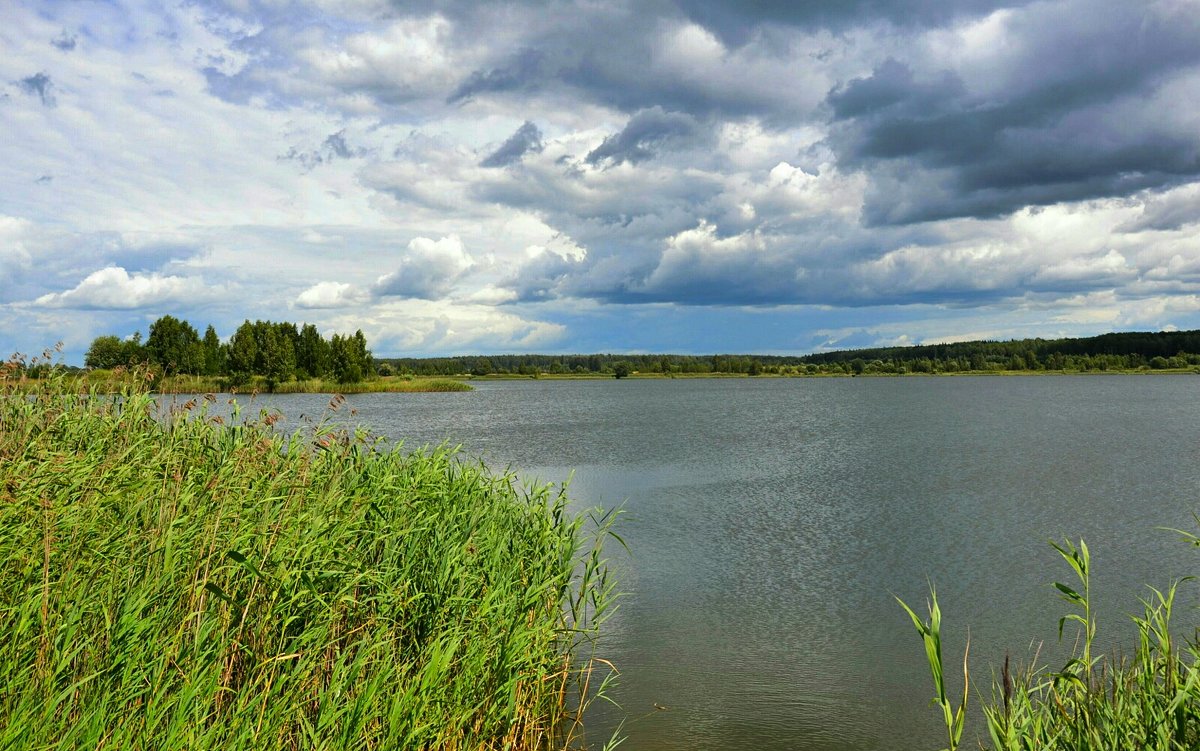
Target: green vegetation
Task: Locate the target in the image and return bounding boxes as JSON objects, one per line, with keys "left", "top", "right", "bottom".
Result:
{"left": 57, "top": 326, "right": 1200, "bottom": 382}
{"left": 0, "top": 359, "right": 618, "bottom": 750}
{"left": 380, "top": 353, "right": 791, "bottom": 377}
{"left": 900, "top": 535, "right": 1200, "bottom": 750}
{"left": 376, "top": 329, "right": 1200, "bottom": 377}
{"left": 798, "top": 329, "right": 1200, "bottom": 374}
{"left": 85, "top": 316, "right": 376, "bottom": 389}
{"left": 268, "top": 378, "right": 472, "bottom": 394}
{"left": 75, "top": 370, "right": 472, "bottom": 395}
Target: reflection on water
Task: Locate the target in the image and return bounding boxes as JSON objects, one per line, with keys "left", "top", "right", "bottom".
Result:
{"left": 179, "top": 376, "right": 1200, "bottom": 750}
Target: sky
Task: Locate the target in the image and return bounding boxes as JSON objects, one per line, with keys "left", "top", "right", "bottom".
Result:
{"left": 2, "top": 0, "right": 1200, "bottom": 362}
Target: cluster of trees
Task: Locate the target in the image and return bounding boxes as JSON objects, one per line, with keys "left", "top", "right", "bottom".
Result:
{"left": 376, "top": 329, "right": 1200, "bottom": 377}
{"left": 800, "top": 330, "right": 1200, "bottom": 374}
{"left": 377, "top": 354, "right": 786, "bottom": 377}
{"left": 85, "top": 316, "right": 374, "bottom": 384}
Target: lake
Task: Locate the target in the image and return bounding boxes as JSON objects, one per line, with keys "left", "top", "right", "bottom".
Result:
{"left": 191, "top": 375, "right": 1200, "bottom": 750}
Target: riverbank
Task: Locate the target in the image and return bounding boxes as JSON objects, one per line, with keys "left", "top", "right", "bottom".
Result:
{"left": 463, "top": 367, "right": 1200, "bottom": 380}
{"left": 0, "top": 370, "right": 615, "bottom": 750}
{"left": 80, "top": 370, "right": 473, "bottom": 393}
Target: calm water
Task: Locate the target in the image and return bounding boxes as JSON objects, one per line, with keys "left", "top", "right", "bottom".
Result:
{"left": 187, "top": 376, "right": 1200, "bottom": 750}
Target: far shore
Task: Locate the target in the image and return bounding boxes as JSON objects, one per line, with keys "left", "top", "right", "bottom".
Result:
{"left": 9, "top": 367, "right": 1198, "bottom": 394}
{"left": 462, "top": 367, "right": 1200, "bottom": 380}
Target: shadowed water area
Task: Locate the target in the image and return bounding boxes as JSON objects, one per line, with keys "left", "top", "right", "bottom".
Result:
{"left": 184, "top": 375, "right": 1200, "bottom": 750}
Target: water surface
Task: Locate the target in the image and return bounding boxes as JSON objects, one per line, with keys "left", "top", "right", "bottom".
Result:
{"left": 188, "top": 376, "right": 1200, "bottom": 750}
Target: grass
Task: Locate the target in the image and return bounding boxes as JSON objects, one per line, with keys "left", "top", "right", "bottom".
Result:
{"left": 899, "top": 535, "right": 1200, "bottom": 750}
{"left": 80, "top": 370, "right": 473, "bottom": 394}
{"left": 0, "top": 357, "right": 619, "bottom": 751}
{"left": 268, "top": 377, "right": 472, "bottom": 394}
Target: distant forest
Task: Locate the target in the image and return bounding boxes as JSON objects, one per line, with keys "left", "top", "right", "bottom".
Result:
{"left": 84, "top": 316, "right": 374, "bottom": 384}
{"left": 62, "top": 324, "right": 1200, "bottom": 381}
{"left": 380, "top": 329, "right": 1200, "bottom": 376}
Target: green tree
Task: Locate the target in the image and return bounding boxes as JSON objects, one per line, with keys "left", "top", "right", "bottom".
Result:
{"left": 201, "top": 325, "right": 224, "bottom": 376}
{"left": 258, "top": 325, "right": 296, "bottom": 388}
{"left": 123, "top": 332, "right": 146, "bottom": 366}
{"left": 84, "top": 335, "right": 127, "bottom": 369}
{"left": 296, "top": 323, "right": 330, "bottom": 379}
{"left": 146, "top": 315, "right": 202, "bottom": 374}
{"left": 228, "top": 321, "right": 258, "bottom": 383}
{"left": 329, "top": 334, "right": 362, "bottom": 384}
{"left": 471, "top": 358, "right": 493, "bottom": 376}
{"left": 612, "top": 361, "right": 632, "bottom": 379}
{"left": 351, "top": 330, "right": 373, "bottom": 378}
{"left": 249, "top": 321, "right": 272, "bottom": 374}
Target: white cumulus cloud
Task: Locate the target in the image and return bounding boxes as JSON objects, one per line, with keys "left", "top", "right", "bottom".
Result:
{"left": 373, "top": 235, "right": 474, "bottom": 300}
{"left": 295, "top": 280, "right": 369, "bottom": 309}
{"left": 33, "top": 266, "right": 212, "bottom": 309}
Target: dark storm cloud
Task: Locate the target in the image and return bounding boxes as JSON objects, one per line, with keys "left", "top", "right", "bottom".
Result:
{"left": 471, "top": 155, "right": 726, "bottom": 229}
{"left": 480, "top": 121, "right": 544, "bottom": 168}
{"left": 586, "top": 108, "right": 709, "bottom": 166}
{"left": 675, "top": 0, "right": 1034, "bottom": 44}
{"left": 827, "top": 59, "right": 965, "bottom": 121}
{"left": 176, "top": 0, "right": 1200, "bottom": 314}
{"left": 300, "top": 1, "right": 822, "bottom": 121}
{"left": 505, "top": 250, "right": 584, "bottom": 302}
{"left": 449, "top": 49, "right": 543, "bottom": 104}
{"left": 17, "top": 72, "right": 56, "bottom": 107}
{"left": 1120, "top": 189, "right": 1200, "bottom": 233}
{"left": 194, "top": 1, "right": 828, "bottom": 122}
{"left": 824, "top": 1, "right": 1200, "bottom": 224}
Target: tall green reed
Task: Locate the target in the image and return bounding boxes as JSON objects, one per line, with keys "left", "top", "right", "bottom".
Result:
{"left": 0, "top": 356, "right": 617, "bottom": 750}
{"left": 901, "top": 534, "right": 1200, "bottom": 750}
{"left": 895, "top": 587, "right": 969, "bottom": 751}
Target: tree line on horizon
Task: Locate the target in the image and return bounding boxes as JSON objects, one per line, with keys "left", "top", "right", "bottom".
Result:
{"left": 799, "top": 329, "right": 1200, "bottom": 374}
{"left": 378, "top": 329, "right": 1200, "bottom": 376}
{"left": 84, "top": 316, "right": 374, "bottom": 385}
{"left": 55, "top": 325, "right": 1200, "bottom": 380}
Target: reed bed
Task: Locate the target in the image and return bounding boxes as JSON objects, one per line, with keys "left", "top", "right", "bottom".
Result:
{"left": 268, "top": 378, "right": 472, "bottom": 394}
{"left": 0, "top": 361, "right": 617, "bottom": 751}
{"left": 900, "top": 537, "right": 1200, "bottom": 751}
{"left": 88, "top": 371, "right": 474, "bottom": 394}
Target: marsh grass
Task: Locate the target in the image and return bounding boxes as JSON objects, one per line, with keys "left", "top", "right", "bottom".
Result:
{"left": 0, "top": 356, "right": 617, "bottom": 750}
{"left": 900, "top": 536, "right": 1200, "bottom": 750}
{"left": 74, "top": 370, "right": 472, "bottom": 394}
{"left": 268, "top": 378, "right": 472, "bottom": 394}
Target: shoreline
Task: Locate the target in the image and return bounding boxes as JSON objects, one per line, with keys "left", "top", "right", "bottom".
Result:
{"left": 462, "top": 367, "right": 1200, "bottom": 380}
{"left": 95, "top": 374, "right": 473, "bottom": 394}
